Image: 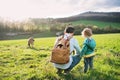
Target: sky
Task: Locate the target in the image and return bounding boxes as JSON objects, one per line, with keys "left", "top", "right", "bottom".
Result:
{"left": 0, "top": 0, "right": 120, "bottom": 20}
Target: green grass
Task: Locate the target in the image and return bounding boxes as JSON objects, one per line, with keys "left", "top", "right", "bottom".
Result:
{"left": 70, "top": 20, "right": 120, "bottom": 28}
{"left": 0, "top": 34, "right": 120, "bottom": 80}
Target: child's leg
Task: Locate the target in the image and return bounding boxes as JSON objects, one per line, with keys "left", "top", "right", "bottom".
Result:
{"left": 84, "top": 58, "right": 89, "bottom": 73}
{"left": 88, "top": 56, "right": 94, "bottom": 70}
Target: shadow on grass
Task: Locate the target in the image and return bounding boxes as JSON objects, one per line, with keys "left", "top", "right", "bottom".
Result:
{"left": 27, "top": 47, "right": 51, "bottom": 51}
{"left": 27, "top": 47, "right": 40, "bottom": 51}
{"left": 57, "top": 69, "right": 118, "bottom": 80}
{"left": 57, "top": 73, "right": 79, "bottom": 80}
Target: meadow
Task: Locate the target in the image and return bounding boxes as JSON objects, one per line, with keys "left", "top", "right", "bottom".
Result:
{"left": 70, "top": 20, "right": 120, "bottom": 28}
{"left": 0, "top": 33, "right": 120, "bottom": 80}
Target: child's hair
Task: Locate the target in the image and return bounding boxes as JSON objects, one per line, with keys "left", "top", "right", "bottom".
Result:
{"left": 64, "top": 26, "right": 75, "bottom": 33}
{"left": 81, "top": 28, "right": 92, "bottom": 37}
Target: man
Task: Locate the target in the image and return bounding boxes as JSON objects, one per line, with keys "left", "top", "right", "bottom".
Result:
{"left": 53, "top": 26, "right": 82, "bottom": 74}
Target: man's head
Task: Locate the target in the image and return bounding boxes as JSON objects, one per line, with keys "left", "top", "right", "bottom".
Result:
{"left": 64, "top": 26, "right": 75, "bottom": 34}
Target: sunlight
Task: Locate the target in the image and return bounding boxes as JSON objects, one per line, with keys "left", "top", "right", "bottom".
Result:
{"left": 0, "top": 0, "right": 119, "bottom": 21}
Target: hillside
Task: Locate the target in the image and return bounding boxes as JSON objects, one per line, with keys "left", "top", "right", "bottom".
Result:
{"left": 70, "top": 20, "right": 120, "bottom": 28}
{"left": 55, "top": 12, "right": 120, "bottom": 23}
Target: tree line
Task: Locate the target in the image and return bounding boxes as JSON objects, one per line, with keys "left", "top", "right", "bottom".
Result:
{"left": 0, "top": 18, "right": 120, "bottom": 35}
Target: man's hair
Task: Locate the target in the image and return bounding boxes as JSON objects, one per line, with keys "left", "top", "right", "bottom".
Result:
{"left": 64, "top": 26, "right": 75, "bottom": 33}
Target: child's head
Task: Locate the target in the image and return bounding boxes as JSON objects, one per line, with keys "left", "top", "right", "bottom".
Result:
{"left": 81, "top": 28, "right": 92, "bottom": 38}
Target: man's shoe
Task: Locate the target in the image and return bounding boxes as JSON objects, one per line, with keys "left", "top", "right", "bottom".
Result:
{"left": 64, "top": 69, "right": 70, "bottom": 75}
{"left": 56, "top": 69, "right": 63, "bottom": 74}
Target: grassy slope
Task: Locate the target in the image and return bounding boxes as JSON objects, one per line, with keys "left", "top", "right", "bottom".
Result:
{"left": 70, "top": 20, "right": 120, "bottom": 28}
{"left": 0, "top": 34, "right": 120, "bottom": 80}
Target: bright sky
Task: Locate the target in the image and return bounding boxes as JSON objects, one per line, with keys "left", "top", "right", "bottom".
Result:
{"left": 0, "top": 0, "right": 120, "bottom": 20}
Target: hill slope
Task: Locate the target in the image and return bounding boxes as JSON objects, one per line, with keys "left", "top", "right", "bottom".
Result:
{"left": 55, "top": 12, "right": 120, "bottom": 23}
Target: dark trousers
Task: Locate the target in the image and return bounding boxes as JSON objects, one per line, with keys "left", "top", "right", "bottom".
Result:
{"left": 84, "top": 56, "right": 94, "bottom": 73}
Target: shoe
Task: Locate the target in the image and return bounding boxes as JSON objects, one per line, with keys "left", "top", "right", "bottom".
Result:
{"left": 56, "top": 69, "right": 63, "bottom": 74}
{"left": 84, "top": 70, "right": 87, "bottom": 73}
{"left": 84, "top": 71, "right": 87, "bottom": 73}
{"left": 64, "top": 69, "right": 70, "bottom": 75}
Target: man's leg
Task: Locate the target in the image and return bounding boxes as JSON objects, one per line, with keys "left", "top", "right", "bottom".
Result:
{"left": 64, "top": 55, "right": 82, "bottom": 72}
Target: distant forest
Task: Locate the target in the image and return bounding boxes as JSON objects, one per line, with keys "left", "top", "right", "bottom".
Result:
{"left": 0, "top": 12, "right": 120, "bottom": 38}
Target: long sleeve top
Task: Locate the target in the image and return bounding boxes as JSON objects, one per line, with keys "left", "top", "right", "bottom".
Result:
{"left": 80, "top": 38, "right": 96, "bottom": 58}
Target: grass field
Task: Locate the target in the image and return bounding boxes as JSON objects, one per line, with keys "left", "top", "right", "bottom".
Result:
{"left": 71, "top": 20, "right": 120, "bottom": 28}
{"left": 0, "top": 33, "right": 120, "bottom": 80}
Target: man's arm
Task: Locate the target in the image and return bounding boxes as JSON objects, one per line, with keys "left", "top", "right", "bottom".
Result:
{"left": 73, "top": 40, "right": 81, "bottom": 55}
{"left": 74, "top": 40, "right": 88, "bottom": 57}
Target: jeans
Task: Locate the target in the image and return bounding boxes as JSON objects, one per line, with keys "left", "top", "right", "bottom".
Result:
{"left": 84, "top": 56, "right": 94, "bottom": 73}
{"left": 66, "top": 55, "right": 82, "bottom": 71}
